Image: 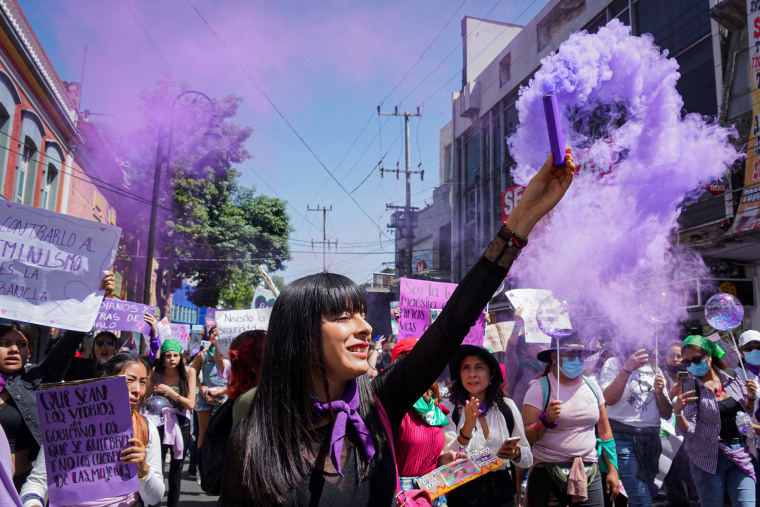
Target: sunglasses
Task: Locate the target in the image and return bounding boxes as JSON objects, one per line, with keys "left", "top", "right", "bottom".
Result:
{"left": 94, "top": 339, "right": 117, "bottom": 348}
{"left": 681, "top": 355, "right": 707, "bottom": 367}
{"left": 560, "top": 350, "right": 586, "bottom": 360}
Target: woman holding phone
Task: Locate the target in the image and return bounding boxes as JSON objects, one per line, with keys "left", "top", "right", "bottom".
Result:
{"left": 443, "top": 345, "right": 532, "bottom": 506}
{"left": 674, "top": 335, "right": 757, "bottom": 506}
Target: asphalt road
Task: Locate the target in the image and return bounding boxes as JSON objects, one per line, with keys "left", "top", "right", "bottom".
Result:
{"left": 152, "top": 461, "right": 218, "bottom": 506}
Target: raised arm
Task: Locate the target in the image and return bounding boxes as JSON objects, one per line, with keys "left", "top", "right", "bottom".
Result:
{"left": 374, "top": 151, "right": 575, "bottom": 427}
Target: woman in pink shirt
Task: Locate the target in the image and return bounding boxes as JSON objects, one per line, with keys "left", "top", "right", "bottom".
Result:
{"left": 522, "top": 334, "right": 620, "bottom": 506}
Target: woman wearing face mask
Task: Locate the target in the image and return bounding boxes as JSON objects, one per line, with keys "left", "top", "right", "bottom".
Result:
{"left": 522, "top": 334, "right": 620, "bottom": 506}
{"left": 600, "top": 346, "right": 672, "bottom": 506}
{"left": 736, "top": 330, "right": 760, "bottom": 501}
{"left": 20, "top": 353, "right": 165, "bottom": 506}
{"left": 674, "top": 335, "right": 757, "bottom": 506}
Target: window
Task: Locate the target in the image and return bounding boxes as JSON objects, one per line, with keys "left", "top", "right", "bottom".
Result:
{"left": 675, "top": 38, "right": 717, "bottom": 116}
{"left": 635, "top": 0, "right": 710, "bottom": 57}
{"left": 499, "top": 54, "right": 511, "bottom": 88}
{"left": 40, "top": 164, "right": 58, "bottom": 210}
{"left": 728, "top": 48, "right": 752, "bottom": 120}
{"left": 465, "top": 189, "right": 477, "bottom": 223}
{"left": 610, "top": 0, "right": 629, "bottom": 26}
{"left": 464, "top": 132, "right": 480, "bottom": 188}
{"left": 0, "top": 73, "right": 20, "bottom": 194}
{"left": 584, "top": 12, "right": 606, "bottom": 34}
{"left": 15, "top": 141, "right": 35, "bottom": 204}
{"left": 492, "top": 115, "right": 502, "bottom": 173}
{"left": 443, "top": 144, "right": 452, "bottom": 182}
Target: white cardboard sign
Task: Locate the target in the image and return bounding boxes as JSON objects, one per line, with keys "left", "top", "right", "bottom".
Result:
{"left": 215, "top": 308, "right": 271, "bottom": 355}
{"left": 0, "top": 202, "right": 120, "bottom": 331}
{"left": 505, "top": 288, "right": 553, "bottom": 343}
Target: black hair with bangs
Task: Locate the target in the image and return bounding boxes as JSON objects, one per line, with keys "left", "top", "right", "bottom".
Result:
{"left": 229, "top": 272, "right": 387, "bottom": 504}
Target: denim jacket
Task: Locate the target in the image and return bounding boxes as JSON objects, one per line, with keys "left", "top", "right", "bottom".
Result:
{"left": 4, "top": 330, "right": 84, "bottom": 448}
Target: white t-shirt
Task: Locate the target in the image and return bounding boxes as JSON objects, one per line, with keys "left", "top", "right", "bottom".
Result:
{"left": 600, "top": 357, "right": 661, "bottom": 428}
{"left": 523, "top": 374, "right": 603, "bottom": 464}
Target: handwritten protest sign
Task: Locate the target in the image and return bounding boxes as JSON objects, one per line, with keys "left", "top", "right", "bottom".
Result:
{"left": 156, "top": 317, "right": 172, "bottom": 342}
{"left": 215, "top": 308, "right": 271, "bottom": 354}
{"left": 251, "top": 283, "right": 276, "bottom": 309}
{"left": 505, "top": 289, "right": 553, "bottom": 343}
{"left": 36, "top": 376, "right": 136, "bottom": 506}
{"left": 0, "top": 201, "right": 121, "bottom": 331}
{"left": 398, "top": 278, "right": 485, "bottom": 345}
{"left": 93, "top": 299, "right": 155, "bottom": 334}
{"left": 170, "top": 323, "right": 190, "bottom": 350}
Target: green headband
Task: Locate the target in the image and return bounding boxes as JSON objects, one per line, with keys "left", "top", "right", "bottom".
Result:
{"left": 682, "top": 334, "right": 725, "bottom": 360}
{"left": 160, "top": 338, "right": 184, "bottom": 355}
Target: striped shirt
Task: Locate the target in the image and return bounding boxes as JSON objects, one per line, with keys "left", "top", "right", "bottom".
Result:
{"left": 679, "top": 367, "right": 757, "bottom": 474}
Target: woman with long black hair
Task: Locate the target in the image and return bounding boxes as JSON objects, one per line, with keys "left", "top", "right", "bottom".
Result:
{"left": 219, "top": 150, "right": 575, "bottom": 506}
{"left": 148, "top": 338, "right": 197, "bottom": 507}
{"left": 444, "top": 345, "right": 532, "bottom": 506}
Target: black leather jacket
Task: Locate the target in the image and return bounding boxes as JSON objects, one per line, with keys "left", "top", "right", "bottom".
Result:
{"left": 4, "top": 330, "right": 84, "bottom": 448}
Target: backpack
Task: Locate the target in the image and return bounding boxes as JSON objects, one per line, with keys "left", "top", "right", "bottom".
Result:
{"left": 539, "top": 374, "right": 601, "bottom": 412}
{"left": 198, "top": 397, "right": 234, "bottom": 495}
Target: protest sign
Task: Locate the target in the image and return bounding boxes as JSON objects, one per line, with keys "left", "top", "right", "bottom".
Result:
{"left": 169, "top": 323, "right": 191, "bottom": 350}
{"left": 93, "top": 299, "right": 156, "bottom": 334}
{"left": 36, "top": 376, "right": 137, "bottom": 506}
{"left": 505, "top": 289, "right": 553, "bottom": 343}
{"left": 417, "top": 447, "right": 503, "bottom": 499}
{"left": 215, "top": 308, "right": 271, "bottom": 354}
{"left": 389, "top": 301, "right": 399, "bottom": 336}
{"left": 0, "top": 201, "right": 121, "bottom": 331}
{"left": 398, "top": 278, "right": 485, "bottom": 345}
{"left": 251, "top": 283, "right": 276, "bottom": 309}
{"left": 156, "top": 317, "right": 172, "bottom": 343}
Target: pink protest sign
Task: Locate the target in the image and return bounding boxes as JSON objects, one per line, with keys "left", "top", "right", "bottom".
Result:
{"left": 399, "top": 278, "right": 485, "bottom": 345}
{"left": 36, "top": 376, "right": 137, "bottom": 506}
{"left": 170, "top": 322, "right": 191, "bottom": 350}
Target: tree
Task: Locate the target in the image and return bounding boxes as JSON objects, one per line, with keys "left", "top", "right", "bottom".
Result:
{"left": 109, "top": 75, "right": 291, "bottom": 314}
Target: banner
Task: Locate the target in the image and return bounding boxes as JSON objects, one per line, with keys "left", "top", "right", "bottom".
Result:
{"left": 0, "top": 201, "right": 121, "bottom": 330}
{"left": 505, "top": 289, "right": 553, "bottom": 343}
{"left": 93, "top": 299, "right": 155, "bottom": 335}
{"left": 398, "top": 278, "right": 485, "bottom": 345}
{"left": 251, "top": 283, "right": 276, "bottom": 309}
{"left": 169, "top": 323, "right": 190, "bottom": 351}
{"left": 729, "top": 0, "right": 760, "bottom": 234}
{"left": 36, "top": 376, "right": 137, "bottom": 506}
{"left": 215, "top": 308, "right": 271, "bottom": 354}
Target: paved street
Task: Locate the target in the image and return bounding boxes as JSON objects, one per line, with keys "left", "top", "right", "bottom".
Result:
{"left": 151, "top": 461, "right": 218, "bottom": 506}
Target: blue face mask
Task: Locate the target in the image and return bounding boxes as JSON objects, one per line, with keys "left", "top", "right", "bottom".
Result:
{"left": 686, "top": 361, "right": 709, "bottom": 377}
{"left": 560, "top": 358, "right": 584, "bottom": 379}
{"left": 745, "top": 350, "right": 760, "bottom": 366}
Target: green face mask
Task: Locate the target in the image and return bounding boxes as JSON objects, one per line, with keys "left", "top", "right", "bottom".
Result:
{"left": 412, "top": 396, "right": 448, "bottom": 427}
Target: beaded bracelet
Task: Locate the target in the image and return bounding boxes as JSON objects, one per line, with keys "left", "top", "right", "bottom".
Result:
{"left": 498, "top": 223, "right": 528, "bottom": 249}
{"left": 139, "top": 462, "right": 150, "bottom": 480}
{"left": 539, "top": 411, "right": 558, "bottom": 428}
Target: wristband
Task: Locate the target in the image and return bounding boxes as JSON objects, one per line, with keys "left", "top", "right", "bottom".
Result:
{"left": 459, "top": 431, "right": 472, "bottom": 441}
{"left": 21, "top": 493, "right": 45, "bottom": 506}
{"left": 499, "top": 223, "right": 528, "bottom": 248}
{"left": 622, "top": 368, "right": 633, "bottom": 375}
{"left": 539, "top": 411, "right": 558, "bottom": 428}
{"left": 139, "top": 462, "right": 151, "bottom": 480}
{"left": 673, "top": 411, "right": 683, "bottom": 417}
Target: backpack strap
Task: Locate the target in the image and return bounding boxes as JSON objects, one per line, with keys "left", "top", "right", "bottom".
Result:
{"left": 582, "top": 375, "right": 601, "bottom": 405}
{"left": 540, "top": 375, "right": 551, "bottom": 412}
{"left": 496, "top": 399, "right": 515, "bottom": 436}
{"left": 375, "top": 397, "right": 402, "bottom": 496}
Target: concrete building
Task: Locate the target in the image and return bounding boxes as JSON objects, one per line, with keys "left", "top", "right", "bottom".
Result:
{"left": 441, "top": 0, "right": 760, "bottom": 326}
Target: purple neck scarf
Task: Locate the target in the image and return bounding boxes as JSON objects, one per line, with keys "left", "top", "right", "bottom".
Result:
{"left": 0, "top": 373, "right": 11, "bottom": 392}
{"left": 310, "top": 379, "right": 376, "bottom": 477}
{"left": 457, "top": 397, "right": 489, "bottom": 415}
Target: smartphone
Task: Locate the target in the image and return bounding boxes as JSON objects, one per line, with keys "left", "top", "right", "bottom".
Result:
{"left": 502, "top": 436, "right": 521, "bottom": 447}
{"left": 201, "top": 340, "right": 209, "bottom": 349}
{"left": 680, "top": 372, "right": 696, "bottom": 396}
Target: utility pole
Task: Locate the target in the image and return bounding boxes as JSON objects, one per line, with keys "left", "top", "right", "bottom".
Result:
{"left": 307, "top": 205, "right": 333, "bottom": 272}
{"left": 378, "top": 106, "right": 423, "bottom": 278}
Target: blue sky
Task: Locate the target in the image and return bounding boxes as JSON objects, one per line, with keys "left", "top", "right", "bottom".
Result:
{"left": 18, "top": 0, "right": 549, "bottom": 284}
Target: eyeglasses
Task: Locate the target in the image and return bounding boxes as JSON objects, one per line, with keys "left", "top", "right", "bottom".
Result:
{"left": 666, "top": 353, "right": 682, "bottom": 360}
{"left": 94, "top": 339, "right": 116, "bottom": 348}
{"left": 681, "top": 355, "right": 707, "bottom": 367}
{"left": 560, "top": 350, "right": 586, "bottom": 360}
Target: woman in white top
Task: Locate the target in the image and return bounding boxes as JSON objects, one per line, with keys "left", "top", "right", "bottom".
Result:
{"left": 20, "top": 354, "right": 164, "bottom": 507}
{"left": 442, "top": 344, "right": 532, "bottom": 507}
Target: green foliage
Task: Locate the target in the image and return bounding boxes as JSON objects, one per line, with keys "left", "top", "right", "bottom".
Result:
{"left": 111, "top": 75, "right": 291, "bottom": 310}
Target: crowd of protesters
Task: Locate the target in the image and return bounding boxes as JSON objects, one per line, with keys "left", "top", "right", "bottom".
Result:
{"left": 2, "top": 150, "right": 758, "bottom": 507}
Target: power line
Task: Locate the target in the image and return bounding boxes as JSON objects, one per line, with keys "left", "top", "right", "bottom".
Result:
{"left": 121, "top": 0, "right": 175, "bottom": 73}
{"left": 184, "top": 0, "right": 393, "bottom": 242}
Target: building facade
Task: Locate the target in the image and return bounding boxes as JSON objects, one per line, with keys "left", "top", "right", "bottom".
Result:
{"left": 442, "top": 0, "right": 759, "bottom": 326}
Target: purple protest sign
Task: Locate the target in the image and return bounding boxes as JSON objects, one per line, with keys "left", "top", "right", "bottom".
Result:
{"left": 93, "top": 299, "right": 156, "bottom": 334}
{"left": 399, "top": 278, "right": 485, "bottom": 346}
{"left": 36, "top": 376, "right": 137, "bottom": 506}
{"left": 169, "top": 323, "right": 191, "bottom": 350}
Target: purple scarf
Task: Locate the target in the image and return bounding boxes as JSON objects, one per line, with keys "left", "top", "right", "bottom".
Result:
{"left": 0, "top": 373, "right": 11, "bottom": 392}
{"left": 310, "top": 379, "right": 376, "bottom": 477}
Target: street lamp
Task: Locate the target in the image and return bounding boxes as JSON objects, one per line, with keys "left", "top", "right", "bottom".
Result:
{"left": 142, "top": 90, "right": 221, "bottom": 306}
